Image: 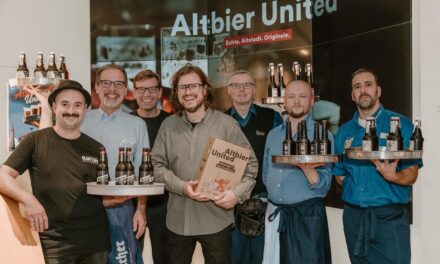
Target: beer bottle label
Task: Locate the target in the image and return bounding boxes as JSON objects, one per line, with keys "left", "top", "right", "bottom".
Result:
{"left": 34, "top": 71, "right": 44, "bottom": 78}
{"left": 271, "top": 87, "right": 278, "bottom": 97}
{"left": 16, "top": 71, "right": 27, "bottom": 78}
{"left": 298, "top": 143, "right": 307, "bottom": 155}
{"left": 310, "top": 144, "right": 317, "bottom": 155}
{"left": 387, "top": 140, "right": 398, "bottom": 151}
{"left": 127, "top": 172, "right": 135, "bottom": 185}
{"left": 96, "top": 173, "right": 109, "bottom": 184}
{"left": 283, "top": 143, "right": 290, "bottom": 155}
{"left": 115, "top": 173, "right": 127, "bottom": 185}
{"left": 409, "top": 140, "right": 415, "bottom": 151}
{"left": 47, "top": 71, "right": 57, "bottom": 78}
{"left": 139, "top": 174, "right": 151, "bottom": 185}
{"left": 362, "top": 140, "right": 372, "bottom": 152}
{"left": 319, "top": 143, "right": 328, "bottom": 155}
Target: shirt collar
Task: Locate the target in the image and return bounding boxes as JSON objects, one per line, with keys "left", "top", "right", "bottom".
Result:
{"left": 98, "top": 107, "right": 123, "bottom": 121}
{"left": 352, "top": 104, "right": 384, "bottom": 127}
{"left": 181, "top": 107, "right": 213, "bottom": 125}
{"left": 230, "top": 104, "right": 256, "bottom": 119}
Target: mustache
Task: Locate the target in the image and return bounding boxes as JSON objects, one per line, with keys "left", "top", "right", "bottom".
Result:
{"left": 360, "top": 93, "right": 371, "bottom": 98}
{"left": 62, "top": 113, "right": 80, "bottom": 118}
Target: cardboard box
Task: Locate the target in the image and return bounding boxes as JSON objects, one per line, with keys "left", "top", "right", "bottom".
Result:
{"left": 195, "top": 137, "right": 251, "bottom": 199}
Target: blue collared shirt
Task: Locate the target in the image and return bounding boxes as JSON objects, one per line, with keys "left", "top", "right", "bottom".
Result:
{"left": 332, "top": 105, "right": 423, "bottom": 207}
{"left": 81, "top": 108, "right": 150, "bottom": 180}
{"left": 263, "top": 113, "right": 334, "bottom": 204}
{"left": 231, "top": 104, "right": 283, "bottom": 128}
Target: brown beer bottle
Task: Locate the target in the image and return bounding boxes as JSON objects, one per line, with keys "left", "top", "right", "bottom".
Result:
{"left": 34, "top": 52, "right": 46, "bottom": 78}
{"left": 126, "top": 147, "right": 135, "bottom": 185}
{"left": 267, "top": 63, "right": 278, "bottom": 97}
{"left": 310, "top": 121, "right": 320, "bottom": 155}
{"left": 59, "top": 55, "right": 69, "bottom": 79}
{"left": 139, "top": 148, "right": 154, "bottom": 185}
{"left": 115, "top": 147, "right": 127, "bottom": 185}
{"left": 292, "top": 61, "right": 301, "bottom": 80}
{"left": 283, "top": 118, "right": 294, "bottom": 155}
{"left": 305, "top": 63, "right": 313, "bottom": 87}
{"left": 277, "top": 63, "right": 286, "bottom": 97}
{"left": 387, "top": 117, "right": 403, "bottom": 151}
{"left": 409, "top": 119, "right": 424, "bottom": 151}
{"left": 16, "top": 52, "right": 29, "bottom": 78}
{"left": 96, "top": 147, "right": 109, "bottom": 185}
{"left": 319, "top": 120, "right": 331, "bottom": 154}
{"left": 296, "top": 120, "right": 310, "bottom": 155}
{"left": 46, "top": 52, "right": 59, "bottom": 78}
{"left": 362, "top": 117, "right": 378, "bottom": 151}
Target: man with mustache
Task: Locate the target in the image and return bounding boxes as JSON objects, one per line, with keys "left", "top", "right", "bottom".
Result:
{"left": 332, "top": 68, "right": 423, "bottom": 264}
{"left": 32, "top": 64, "right": 150, "bottom": 263}
{"left": 130, "top": 70, "right": 171, "bottom": 264}
{"left": 152, "top": 64, "right": 258, "bottom": 264}
{"left": 0, "top": 81, "right": 111, "bottom": 263}
{"left": 262, "top": 80, "right": 333, "bottom": 264}
{"left": 224, "top": 70, "right": 282, "bottom": 264}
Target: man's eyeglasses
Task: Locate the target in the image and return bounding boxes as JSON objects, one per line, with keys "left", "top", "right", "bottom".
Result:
{"left": 176, "top": 83, "right": 203, "bottom": 94}
{"left": 99, "top": 80, "right": 126, "bottom": 89}
{"left": 229, "top": 83, "right": 255, "bottom": 90}
{"left": 134, "top": 86, "right": 160, "bottom": 94}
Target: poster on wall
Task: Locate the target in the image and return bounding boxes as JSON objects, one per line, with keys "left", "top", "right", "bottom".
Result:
{"left": 6, "top": 83, "right": 53, "bottom": 152}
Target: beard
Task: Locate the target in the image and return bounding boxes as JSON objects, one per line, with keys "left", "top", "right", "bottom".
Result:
{"left": 182, "top": 97, "right": 205, "bottom": 113}
{"left": 287, "top": 106, "right": 308, "bottom": 119}
{"left": 356, "top": 94, "right": 378, "bottom": 110}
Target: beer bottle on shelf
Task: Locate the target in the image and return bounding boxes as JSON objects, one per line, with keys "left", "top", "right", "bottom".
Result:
{"left": 310, "top": 121, "right": 320, "bottom": 155}
{"left": 362, "top": 117, "right": 376, "bottom": 151}
{"left": 267, "top": 63, "right": 278, "bottom": 97}
{"left": 409, "top": 119, "right": 424, "bottom": 151}
{"left": 59, "top": 54, "right": 69, "bottom": 79}
{"left": 305, "top": 63, "right": 313, "bottom": 87}
{"left": 283, "top": 118, "right": 294, "bottom": 155}
{"left": 96, "top": 147, "right": 109, "bottom": 185}
{"left": 115, "top": 147, "right": 127, "bottom": 185}
{"left": 16, "top": 52, "right": 29, "bottom": 78}
{"left": 34, "top": 52, "right": 46, "bottom": 78}
{"left": 277, "top": 63, "right": 286, "bottom": 97}
{"left": 126, "top": 147, "right": 135, "bottom": 185}
{"left": 319, "top": 120, "right": 331, "bottom": 154}
{"left": 139, "top": 148, "right": 154, "bottom": 185}
{"left": 296, "top": 120, "right": 310, "bottom": 155}
{"left": 292, "top": 61, "right": 301, "bottom": 80}
{"left": 386, "top": 117, "right": 403, "bottom": 151}
{"left": 46, "top": 52, "right": 59, "bottom": 78}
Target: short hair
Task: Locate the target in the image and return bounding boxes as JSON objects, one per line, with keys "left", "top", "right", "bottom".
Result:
{"left": 133, "top": 70, "right": 162, "bottom": 89}
{"left": 171, "top": 64, "right": 216, "bottom": 115}
{"left": 228, "top": 70, "right": 256, "bottom": 84}
{"left": 351, "top": 68, "right": 379, "bottom": 86}
{"left": 95, "top": 64, "right": 128, "bottom": 84}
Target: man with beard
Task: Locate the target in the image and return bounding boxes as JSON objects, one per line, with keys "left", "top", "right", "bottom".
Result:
{"left": 152, "top": 64, "right": 258, "bottom": 264}
{"left": 131, "top": 70, "right": 171, "bottom": 264}
{"left": 332, "top": 68, "right": 422, "bottom": 264}
{"left": 224, "top": 70, "right": 282, "bottom": 264}
{"left": 0, "top": 81, "right": 110, "bottom": 263}
{"left": 262, "top": 80, "right": 333, "bottom": 264}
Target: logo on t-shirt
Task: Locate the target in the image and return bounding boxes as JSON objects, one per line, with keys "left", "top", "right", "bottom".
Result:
{"left": 82, "top": 155, "right": 98, "bottom": 165}
{"left": 256, "top": 130, "right": 265, "bottom": 136}
{"left": 344, "top": 137, "right": 354, "bottom": 150}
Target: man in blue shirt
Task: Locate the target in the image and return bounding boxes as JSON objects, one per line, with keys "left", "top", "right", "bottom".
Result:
{"left": 225, "top": 70, "right": 282, "bottom": 264}
{"left": 263, "top": 80, "right": 333, "bottom": 264}
{"left": 333, "top": 68, "right": 422, "bottom": 264}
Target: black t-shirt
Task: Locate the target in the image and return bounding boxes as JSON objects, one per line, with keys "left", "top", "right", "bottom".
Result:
{"left": 4, "top": 128, "right": 110, "bottom": 257}
{"left": 131, "top": 110, "right": 171, "bottom": 148}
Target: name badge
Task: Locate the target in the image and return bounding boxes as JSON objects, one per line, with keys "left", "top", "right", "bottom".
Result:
{"left": 256, "top": 130, "right": 265, "bottom": 136}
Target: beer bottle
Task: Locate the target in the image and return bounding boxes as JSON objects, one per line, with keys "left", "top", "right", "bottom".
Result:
{"left": 115, "top": 147, "right": 127, "bottom": 185}
{"left": 409, "top": 119, "right": 424, "bottom": 151}
{"left": 59, "top": 55, "right": 69, "bottom": 79}
{"left": 267, "top": 63, "right": 278, "bottom": 97}
{"left": 370, "top": 118, "right": 379, "bottom": 150}
{"left": 305, "top": 63, "right": 313, "bottom": 87}
{"left": 16, "top": 52, "right": 29, "bottom": 78}
{"left": 310, "top": 121, "right": 320, "bottom": 155}
{"left": 96, "top": 147, "right": 109, "bottom": 185}
{"left": 362, "top": 117, "right": 375, "bottom": 151}
{"left": 126, "top": 147, "right": 135, "bottom": 185}
{"left": 283, "top": 118, "right": 294, "bottom": 155}
{"left": 319, "top": 120, "right": 331, "bottom": 154}
{"left": 292, "top": 61, "right": 301, "bottom": 80}
{"left": 46, "top": 52, "right": 59, "bottom": 78}
{"left": 296, "top": 120, "right": 310, "bottom": 155}
{"left": 386, "top": 117, "right": 403, "bottom": 151}
{"left": 277, "top": 63, "right": 286, "bottom": 97}
{"left": 139, "top": 148, "right": 154, "bottom": 185}
{"left": 34, "top": 52, "right": 46, "bottom": 78}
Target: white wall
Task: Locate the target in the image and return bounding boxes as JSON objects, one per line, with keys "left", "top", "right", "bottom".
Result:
{"left": 1, "top": 0, "right": 440, "bottom": 263}
{"left": 0, "top": 0, "right": 90, "bottom": 163}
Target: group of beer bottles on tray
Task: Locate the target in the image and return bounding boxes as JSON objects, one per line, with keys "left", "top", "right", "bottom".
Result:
{"left": 16, "top": 51, "right": 69, "bottom": 79}
{"left": 267, "top": 61, "right": 312, "bottom": 98}
{"left": 362, "top": 116, "right": 424, "bottom": 152}
{"left": 96, "top": 147, "right": 154, "bottom": 186}
{"left": 283, "top": 118, "right": 331, "bottom": 155}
